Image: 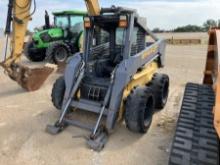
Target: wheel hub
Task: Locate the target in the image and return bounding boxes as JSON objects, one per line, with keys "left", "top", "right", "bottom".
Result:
{"left": 54, "top": 47, "right": 68, "bottom": 62}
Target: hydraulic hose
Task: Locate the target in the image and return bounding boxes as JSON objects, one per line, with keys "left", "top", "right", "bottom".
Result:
{"left": 5, "top": 0, "right": 14, "bottom": 35}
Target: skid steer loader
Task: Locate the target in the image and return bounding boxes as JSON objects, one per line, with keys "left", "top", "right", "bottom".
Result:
{"left": 0, "top": 0, "right": 54, "bottom": 91}
{"left": 46, "top": 5, "right": 169, "bottom": 151}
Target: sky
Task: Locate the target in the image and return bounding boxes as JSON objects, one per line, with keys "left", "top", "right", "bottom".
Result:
{"left": 0, "top": 0, "right": 219, "bottom": 30}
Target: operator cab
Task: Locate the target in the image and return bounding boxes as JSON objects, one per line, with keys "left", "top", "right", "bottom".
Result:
{"left": 53, "top": 11, "right": 85, "bottom": 40}
{"left": 83, "top": 7, "right": 146, "bottom": 77}
{"left": 81, "top": 7, "right": 147, "bottom": 102}
{"left": 87, "top": 21, "right": 125, "bottom": 77}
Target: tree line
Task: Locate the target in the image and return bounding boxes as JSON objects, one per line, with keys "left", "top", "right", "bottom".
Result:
{"left": 152, "top": 19, "right": 220, "bottom": 33}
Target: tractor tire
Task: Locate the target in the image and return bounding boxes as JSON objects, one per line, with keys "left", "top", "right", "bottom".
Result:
{"left": 45, "top": 41, "right": 71, "bottom": 64}
{"left": 51, "top": 76, "right": 66, "bottom": 110}
{"left": 149, "top": 73, "right": 169, "bottom": 109}
{"left": 24, "top": 41, "right": 45, "bottom": 62}
{"left": 125, "top": 86, "right": 155, "bottom": 133}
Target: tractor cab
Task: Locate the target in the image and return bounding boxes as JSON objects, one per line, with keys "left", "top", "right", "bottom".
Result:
{"left": 53, "top": 11, "right": 85, "bottom": 40}
{"left": 25, "top": 10, "right": 86, "bottom": 63}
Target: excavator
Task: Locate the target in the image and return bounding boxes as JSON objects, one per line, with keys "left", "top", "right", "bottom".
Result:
{"left": 169, "top": 28, "right": 220, "bottom": 164}
{"left": 0, "top": 0, "right": 104, "bottom": 92}
{"left": 0, "top": 0, "right": 55, "bottom": 91}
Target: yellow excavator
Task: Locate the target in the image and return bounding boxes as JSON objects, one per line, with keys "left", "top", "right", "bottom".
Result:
{"left": 0, "top": 0, "right": 54, "bottom": 91}
{"left": 0, "top": 0, "right": 100, "bottom": 91}
{"left": 169, "top": 28, "right": 220, "bottom": 165}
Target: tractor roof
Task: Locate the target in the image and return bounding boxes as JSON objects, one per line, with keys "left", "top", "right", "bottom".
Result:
{"left": 53, "top": 10, "right": 87, "bottom": 16}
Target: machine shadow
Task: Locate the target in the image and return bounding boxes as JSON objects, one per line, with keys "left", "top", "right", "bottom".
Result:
{"left": 0, "top": 87, "right": 25, "bottom": 99}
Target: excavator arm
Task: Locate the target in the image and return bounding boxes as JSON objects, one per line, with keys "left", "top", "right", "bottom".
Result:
{"left": 1, "top": 0, "right": 53, "bottom": 91}
{"left": 3, "top": 0, "right": 31, "bottom": 67}
{"left": 0, "top": 0, "right": 101, "bottom": 91}
{"left": 84, "top": 0, "right": 100, "bottom": 16}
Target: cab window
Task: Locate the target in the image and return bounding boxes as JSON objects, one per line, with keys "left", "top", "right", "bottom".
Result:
{"left": 55, "top": 16, "right": 69, "bottom": 28}
{"left": 70, "top": 16, "right": 84, "bottom": 33}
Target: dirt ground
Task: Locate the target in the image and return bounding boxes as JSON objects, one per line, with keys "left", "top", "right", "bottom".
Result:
{"left": 0, "top": 33, "right": 208, "bottom": 165}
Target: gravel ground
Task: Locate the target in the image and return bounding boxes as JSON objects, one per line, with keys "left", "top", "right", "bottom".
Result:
{"left": 0, "top": 33, "right": 208, "bottom": 165}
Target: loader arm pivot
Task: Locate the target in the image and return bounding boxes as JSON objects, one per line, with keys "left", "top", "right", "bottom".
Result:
{"left": 1, "top": 0, "right": 54, "bottom": 91}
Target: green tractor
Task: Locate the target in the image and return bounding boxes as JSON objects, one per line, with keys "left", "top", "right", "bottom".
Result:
{"left": 25, "top": 10, "right": 86, "bottom": 63}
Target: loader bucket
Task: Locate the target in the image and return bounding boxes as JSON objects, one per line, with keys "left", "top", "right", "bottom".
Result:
{"left": 8, "top": 64, "right": 54, "bottom": 91}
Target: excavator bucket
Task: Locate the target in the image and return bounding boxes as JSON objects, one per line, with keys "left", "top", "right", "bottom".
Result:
{"left": 0, "top": 0, "right": 55, "bottom": 92}
{"left": 6, "top": 64, "right": 54, "bottom": 91}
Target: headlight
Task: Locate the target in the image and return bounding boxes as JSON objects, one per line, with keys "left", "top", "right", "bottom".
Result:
{"left": 40, "top": 32, "right": 51, "bottom": 42}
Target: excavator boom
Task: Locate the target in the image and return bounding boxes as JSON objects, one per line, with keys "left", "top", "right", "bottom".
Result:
{"left": 0, "top": 0, "right": 54, "bottom": 91}
{"left": 0, "top": 0, "right": 101, "bottom": 91}
{"left": 84, "top": 0, "right": 100, "bottom": 16}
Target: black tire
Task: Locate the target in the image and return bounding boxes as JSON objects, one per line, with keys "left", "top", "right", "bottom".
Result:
{"left": 24, "top": 41, "right": 46, "bottom": 62}
{"left": 51, "top": 76, "right": 65, "bottom": 110}
{"left": 125, "top": 86, "right": 155, "bottom": 133}
{"left": 45, "top": 41, "right": 71, "bottom": 64}
{"left": 149, "top": 73, "right": 169, "bottom": 109}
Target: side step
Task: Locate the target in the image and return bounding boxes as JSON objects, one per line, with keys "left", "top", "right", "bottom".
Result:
{"left": 169, "top": 83, "right": 219, "bottom": 165}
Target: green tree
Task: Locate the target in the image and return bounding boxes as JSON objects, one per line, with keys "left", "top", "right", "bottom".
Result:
{"left": 203, "top": 19, "right": 217, "bottom": 30}
{"left": 173, "top": 25, "right": 203, "bottom": 32}
{"left": 152, "top": 28, "right": 164, "bottom": 33}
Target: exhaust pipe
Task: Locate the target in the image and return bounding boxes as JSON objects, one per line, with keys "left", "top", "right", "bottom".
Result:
{"left": 44, "top": 10, "right": 50, "bottom": 29}
{"left": 5, "top": 0, "right": 13, "bottom": 35}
